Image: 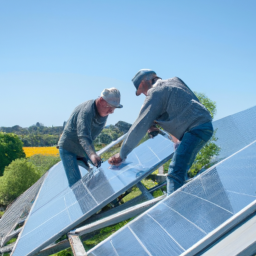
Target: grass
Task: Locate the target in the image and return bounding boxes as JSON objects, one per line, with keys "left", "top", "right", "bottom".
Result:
{"left": 0, "top": 211, "right": 4, "bottom": 218}
{"left": 6, "top": 237, "right": 17, "bottom": 245}
{"left": 27, "top": 154, "right": 60, "bottom": 176}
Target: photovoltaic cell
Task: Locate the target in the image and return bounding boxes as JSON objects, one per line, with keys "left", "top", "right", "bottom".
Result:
{"left": 87, "top": 140, "right": 256, "bottom": 256}
{"left": 11, "top": 134, "right": 174, "bottom": 256}
{"left": 213, "top": 106, "right": 256, "bottom": 161}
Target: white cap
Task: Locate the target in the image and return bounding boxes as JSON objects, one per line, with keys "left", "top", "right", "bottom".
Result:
{"left": 100, "top": 87, "right": 123, "bottom": 108}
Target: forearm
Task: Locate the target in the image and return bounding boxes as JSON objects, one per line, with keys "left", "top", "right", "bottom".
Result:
{"left": 78, "top": 136, "right": 96, "bottom": 157}
{"left": 120, "top": 109, "right": 155, "bottom": 159}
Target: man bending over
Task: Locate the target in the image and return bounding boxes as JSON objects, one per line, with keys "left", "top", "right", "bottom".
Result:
{"left": 108, "top": 70, "right": 212, "bottom": 195}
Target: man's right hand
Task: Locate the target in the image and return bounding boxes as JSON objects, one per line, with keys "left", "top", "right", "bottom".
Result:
{"left": 90, "top": 153, "right": 102, "bottom": 167}
{"left": 108, "top": 153, "right": 123, "bottom": 166}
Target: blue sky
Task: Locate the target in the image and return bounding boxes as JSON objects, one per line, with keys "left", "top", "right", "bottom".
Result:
{"left": 1, "top": 0, "right": 255, "bottom": 127}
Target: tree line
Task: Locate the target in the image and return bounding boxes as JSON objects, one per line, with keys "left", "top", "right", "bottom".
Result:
{"left": 0, "top": 121, "right": 131, "bottom": 147}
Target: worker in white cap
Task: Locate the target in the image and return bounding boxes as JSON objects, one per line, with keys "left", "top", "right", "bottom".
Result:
{"left": 58, "top": 88, "right": 122, "bottom": 186}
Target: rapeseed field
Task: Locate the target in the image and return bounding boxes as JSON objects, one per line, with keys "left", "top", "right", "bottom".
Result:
{"left": 23, "top": 147, "right": 59, "bottom": 157}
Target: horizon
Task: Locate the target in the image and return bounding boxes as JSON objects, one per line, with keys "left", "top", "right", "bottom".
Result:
{"left": 2, "top": 103, "right": 256, "bottom": 129}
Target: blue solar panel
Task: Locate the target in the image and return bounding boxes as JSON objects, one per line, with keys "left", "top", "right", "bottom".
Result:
{"left": 87, "top": 140, "right": 256, "bottom": 256}
{"left": 213, "top": 106, "right": 256, "bottom": 161}
{"left": 11, "top": 134, "right": 174, "bottom": 256}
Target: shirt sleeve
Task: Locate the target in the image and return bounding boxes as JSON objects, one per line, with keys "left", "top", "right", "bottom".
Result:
{"left": 120, "top": 89, "right": 164, "bottom": 159}
{"left": 76, "top": 105, "right": 96, "bottom": 157}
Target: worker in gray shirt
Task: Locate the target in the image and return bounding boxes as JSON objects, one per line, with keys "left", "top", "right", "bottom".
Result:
{"left": 59, "top": 88, "right": 123, "bottom": 187}
{"left": 108, "top": 70, "right": 213, "bottom": 195}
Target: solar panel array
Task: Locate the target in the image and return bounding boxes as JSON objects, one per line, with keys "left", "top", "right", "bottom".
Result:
{"left": 11, "top": 134, "right": 174, "bottom": 256}
{"left": 87, "top": 140, "right": 256, "bottom": 256}
{"left": 0, "top": 174, "right": 46, "bottom": 247}
{"left": 8, "top": 105, "right": 256, "bottom": 255}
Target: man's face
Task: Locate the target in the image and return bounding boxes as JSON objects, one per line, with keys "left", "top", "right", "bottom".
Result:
{"left": 136, "top": 80, "right": 150, "bottom": 96}
{"left": 99, "top": 99, "right": 116, "bottom": 117}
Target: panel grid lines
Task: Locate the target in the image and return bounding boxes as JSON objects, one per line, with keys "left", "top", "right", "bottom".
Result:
{"left": 181, "top": 191, "right": 234, "bottom": 214}
{"left": 226, "top": 190, "right": 256, "bottom": 198}
{"left": 64, "top": 197, "right": 72, "bottom": 223}
{"left": 146, "top": 213, "right": 185, "bottom": 251}
{"left": 162, "top": 203, "right": 207, "bottom": 235}
{"left": 148, "top": 146, "right": 161, "bottom": 161}
{"left": 110, "top": 240, "right": 120, "bottom": 256}
{"left": 127, "top": 227, "right": 152, "bottom": 256}
{"left": 81, "top": 182, "right": 99, "bottom": 205}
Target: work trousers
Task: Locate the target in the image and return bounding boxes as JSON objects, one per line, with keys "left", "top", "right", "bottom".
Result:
{"left": 167, "top": 122, "right": 213, "bottom": 195}
{"left": 59, "top": 147, "right": 89, "bottom": 187}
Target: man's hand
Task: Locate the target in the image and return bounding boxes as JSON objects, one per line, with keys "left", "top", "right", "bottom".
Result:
{"left": 170, "top": 135, "right": 180, "bottom": 150}
{"left": 90, "top": 153, "right": 102, "bottom": 167}
{"left": 148, "top": 126, "right": 160, "bottom": 138}
{"left": 108, "top": 153, "right": 123, "bottom": 166}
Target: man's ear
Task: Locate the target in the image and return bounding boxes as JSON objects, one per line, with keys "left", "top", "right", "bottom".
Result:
{"left": 99, "top": 97, "right": 104, "bottom": 104}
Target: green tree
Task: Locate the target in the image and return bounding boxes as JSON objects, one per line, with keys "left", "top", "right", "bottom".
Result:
{"left": 0, "top": 158, "right": 40, "bottom": 206}
{"left": 0, "top": 132, "right": 25, "bottom": 176}
{"left": 195, "top": 92, "right": 216, "bottom": 118}
{"left": 188, "top": 92, "right": 220, "bottom": 177}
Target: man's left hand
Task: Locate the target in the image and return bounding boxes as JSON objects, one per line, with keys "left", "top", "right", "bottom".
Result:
{"left": 148, "top": 126, "right": 160, "bottom": 138}
{"left": 108, "top": 153, "right": 123, "bottom": 166}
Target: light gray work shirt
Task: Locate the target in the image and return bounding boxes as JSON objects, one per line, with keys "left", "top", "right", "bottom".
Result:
{"left": 120, "top": 77, "right": 212, "bottom": 159}
{"left": 58, "top": 100, "right": 107, "bottom": 157}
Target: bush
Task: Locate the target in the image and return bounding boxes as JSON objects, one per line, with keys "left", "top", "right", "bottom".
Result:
{"left": 0, "top": 132, "right": 25, "bottom": 175}
{"left": 0, "top": 159, "right": 40, "bottom": 206}
{"left": 27, "top": 154, "right": 60, "bottom": 175}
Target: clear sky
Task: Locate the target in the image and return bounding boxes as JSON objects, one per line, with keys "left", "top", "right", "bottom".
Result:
{"left": 1, "top": 0, "right": 255, "bottom": 127}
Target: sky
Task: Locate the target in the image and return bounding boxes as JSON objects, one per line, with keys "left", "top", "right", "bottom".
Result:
{"left": 1, "top": 0, "right": 255, "bottom": 128}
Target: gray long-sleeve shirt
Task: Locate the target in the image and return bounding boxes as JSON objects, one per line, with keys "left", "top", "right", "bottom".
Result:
{"left": 58, "top": 100, "right": 107, "bottom": 157}
{"left": 120, "top": 77, "right": 212, "bottom": 159}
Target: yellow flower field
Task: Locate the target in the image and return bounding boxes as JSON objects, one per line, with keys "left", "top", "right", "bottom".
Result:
{"left": 23, "top": 147, "right": 59, "bottom": 157}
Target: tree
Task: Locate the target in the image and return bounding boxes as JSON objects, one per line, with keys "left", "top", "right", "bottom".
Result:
{"left": 195, "top": 92, "right": 216, "bottom": 118}
{"left": 0, "top": 159, "right": 40, "bottom": 206}
{"left": 0, "top": 132, "right": 25, "bottom": 176}
{"left": 188, "top": 92, "right": 220, "bottom": 177}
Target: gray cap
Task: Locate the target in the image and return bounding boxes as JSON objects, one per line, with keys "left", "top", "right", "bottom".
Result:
{"left": 132, "top": 69, "right": 156, "bottom": 96}
{"left": 101, "top": 87, "right": 123, "bottom": 108}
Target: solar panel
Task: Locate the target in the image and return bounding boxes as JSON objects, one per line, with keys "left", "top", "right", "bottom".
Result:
{"left": 87, "top": 140, "right": 256, "bottom": 256}
{"left": 11, "top": 134, "right": 174, "bottom": 256}
{"left": 213, "top": 105, "right": 256, "bottom": 161}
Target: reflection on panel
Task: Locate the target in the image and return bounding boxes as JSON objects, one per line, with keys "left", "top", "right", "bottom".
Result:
{"left": 11, "top": 134, "right": 174, "bottom": 256}
{"left": 88, "top": 141, "right": 256, "bottom": 256}
{"left": 213, "top": 106, "right": 256, "bottom": 161}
